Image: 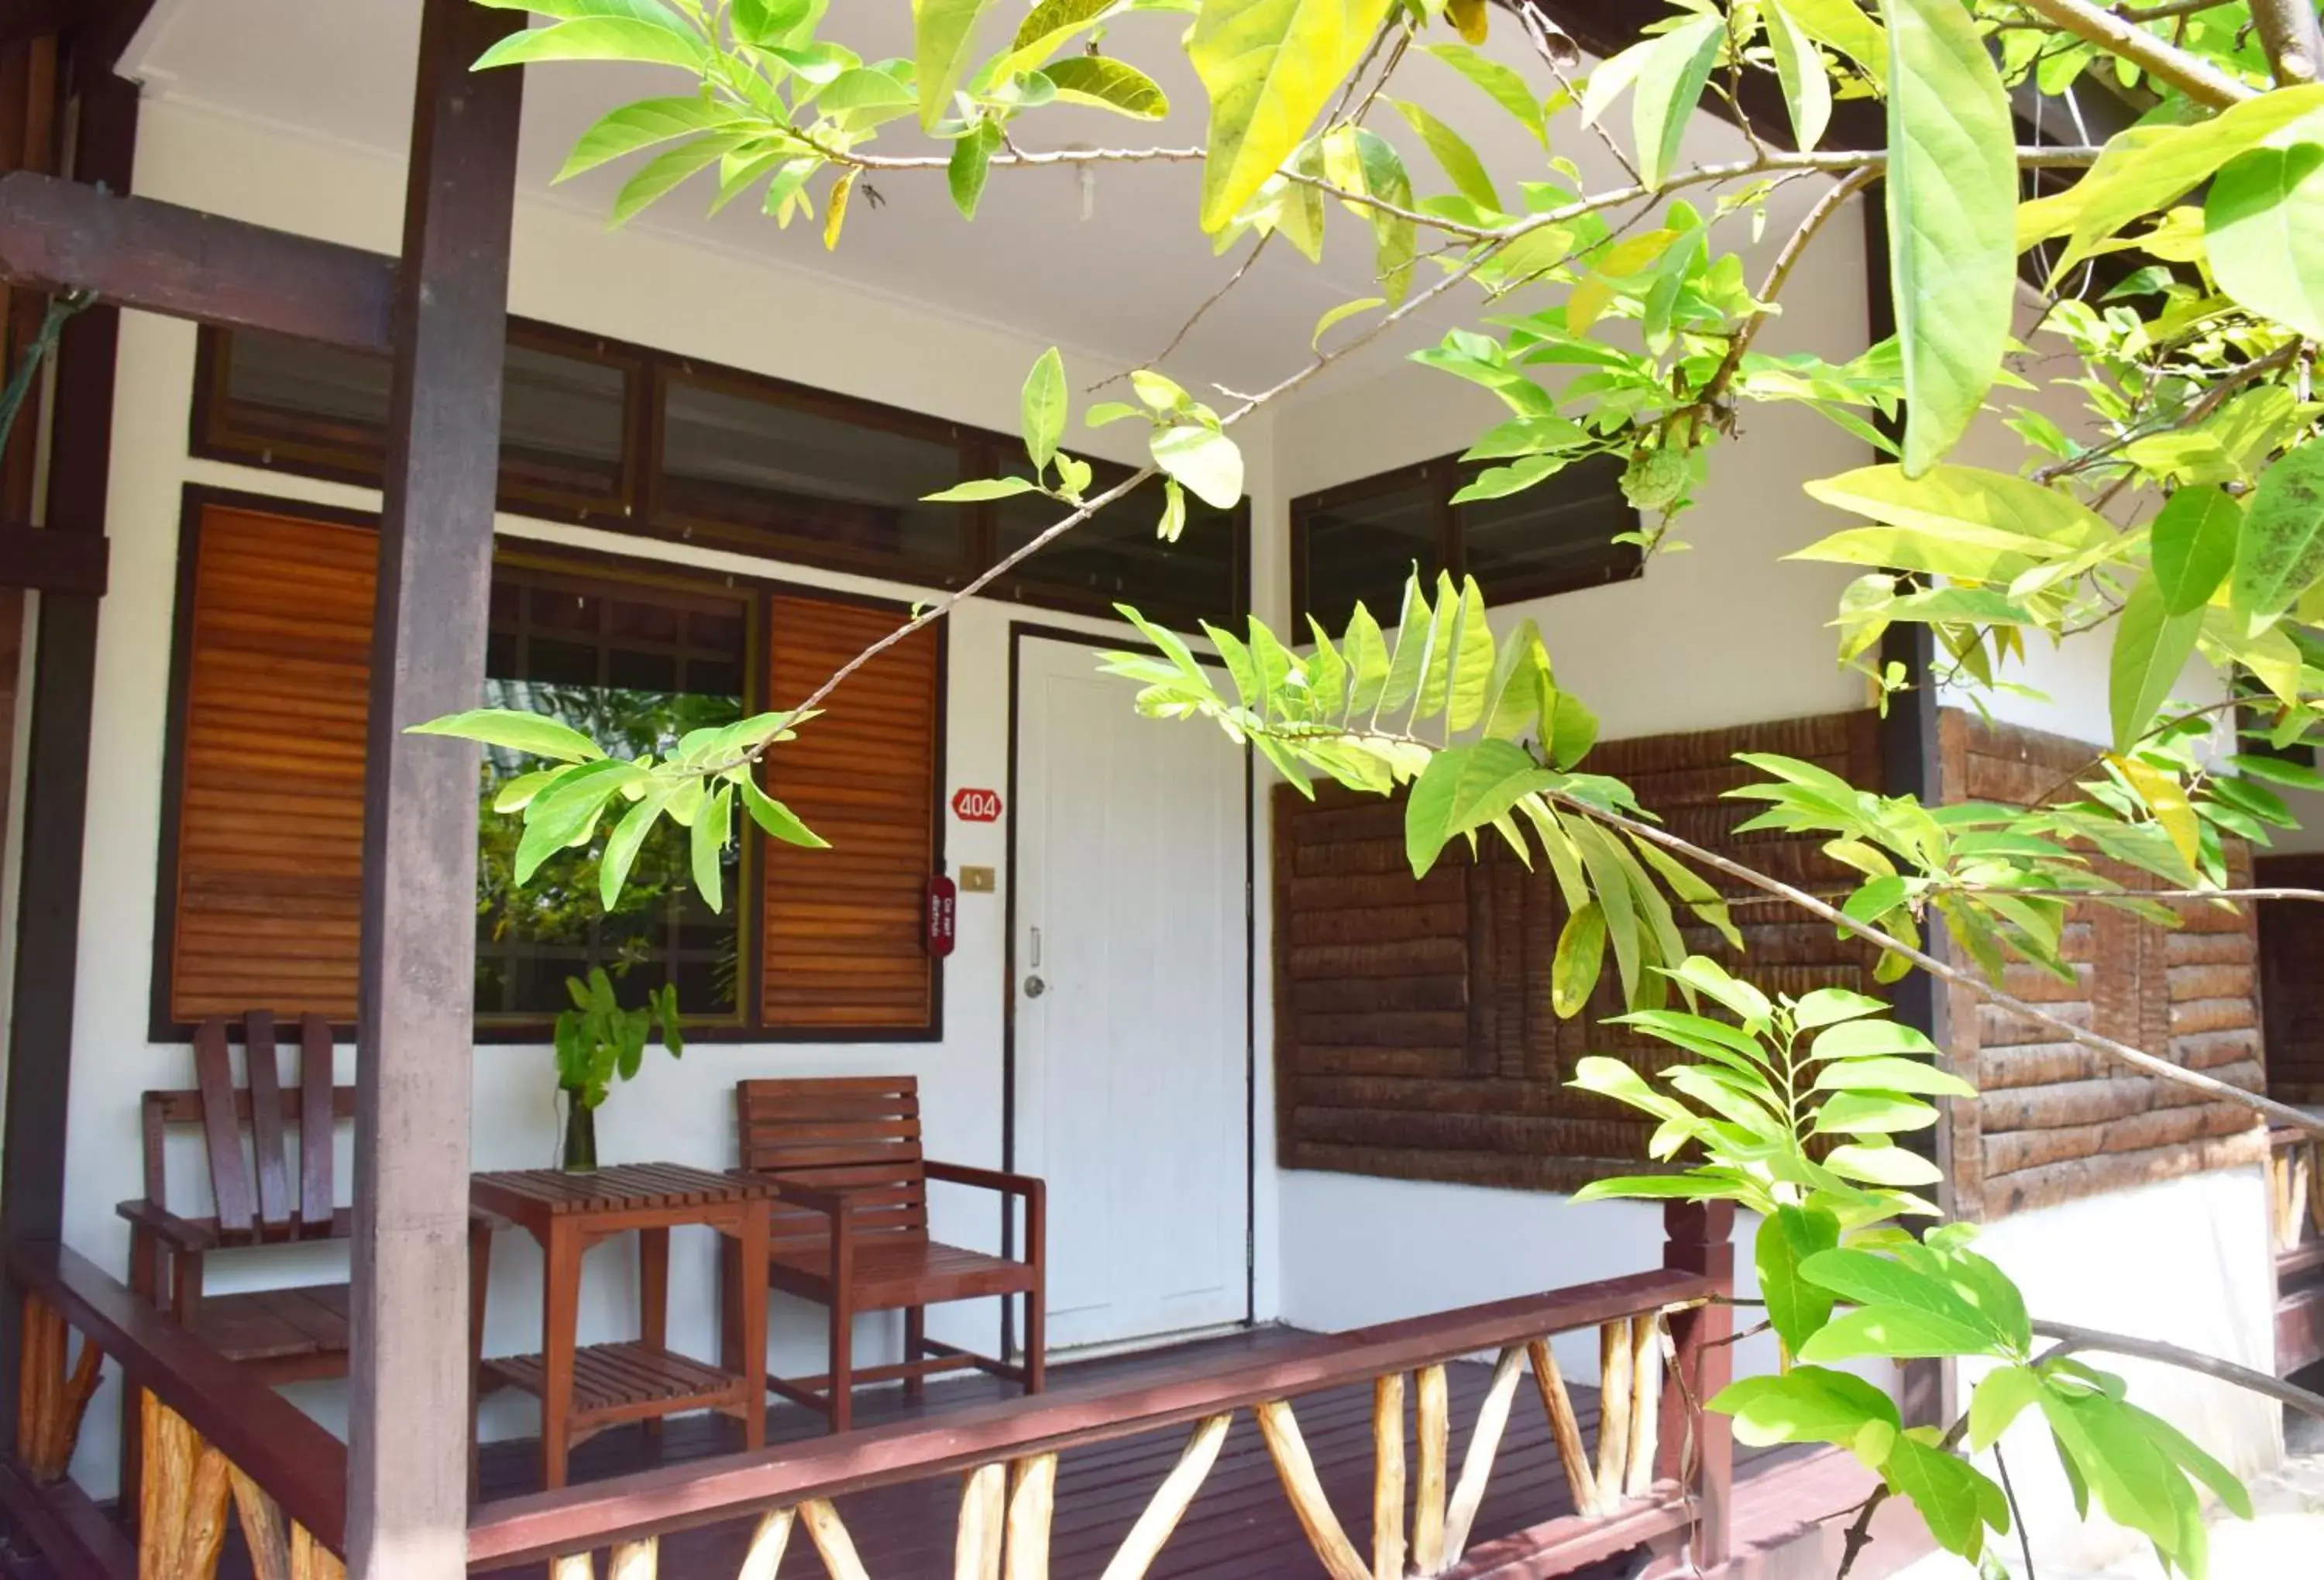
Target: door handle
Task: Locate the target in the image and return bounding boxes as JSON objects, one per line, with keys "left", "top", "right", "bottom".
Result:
{"left": 1024, "top": 975, "right": 1047, "bottom": 999}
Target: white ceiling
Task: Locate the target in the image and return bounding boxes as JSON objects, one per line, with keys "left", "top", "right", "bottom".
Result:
{"left": 122, "top": 2, "right": 1703, "bottom": 394}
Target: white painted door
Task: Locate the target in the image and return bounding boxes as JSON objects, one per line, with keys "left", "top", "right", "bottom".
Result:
{"left": 1013, "top": 634, "right": 1249, "bottom": 1352}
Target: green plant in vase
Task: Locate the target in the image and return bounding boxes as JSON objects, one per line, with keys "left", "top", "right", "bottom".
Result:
{"left": 552, "top": 969, "right": 683, "bottom": 1173}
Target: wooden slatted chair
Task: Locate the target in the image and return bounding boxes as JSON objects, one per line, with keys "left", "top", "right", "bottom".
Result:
{"left": 735, "top": 1076, "right": 1044, "bottom": 1433}
{"left": 118, "top": 1012, "right": 355, "bottom": 1382}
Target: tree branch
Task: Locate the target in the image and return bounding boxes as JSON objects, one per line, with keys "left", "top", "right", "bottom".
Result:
{"left": 2016, "top": 0, "right": 2257, "bottom": 105}
{"left": 2034, "top": 1318, "right": 2324, "bottom": 1420}
{"left": 2254, "top": 0, "right": 2324, "bottom": 83}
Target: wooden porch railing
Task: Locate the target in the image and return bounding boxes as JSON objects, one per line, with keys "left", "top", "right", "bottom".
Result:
{"left": 467, "top": 1202, "right": 1736, "bottom": 1580}
{"left": 2271, "top": 1128, "right": 2324, "bottom": 1376}
{"left": 2, "top": 1237, "right": 349, "bottom": 1579}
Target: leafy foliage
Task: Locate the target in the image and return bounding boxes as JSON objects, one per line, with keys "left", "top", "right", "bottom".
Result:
{"left": 552, "top": 967, "right": 684, "bottom": 1110}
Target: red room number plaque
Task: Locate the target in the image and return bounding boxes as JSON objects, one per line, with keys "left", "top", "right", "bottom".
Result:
{"left": 951, "top": 788, "right": 1003, "bottom": 823}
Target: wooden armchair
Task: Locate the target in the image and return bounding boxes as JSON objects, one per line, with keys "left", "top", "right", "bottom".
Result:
{"left": 119, "top": 1012, "right": 354, "bottom": 1382}
{"left": 735, "top": 1077, "right": 1044, "bottom": 1433}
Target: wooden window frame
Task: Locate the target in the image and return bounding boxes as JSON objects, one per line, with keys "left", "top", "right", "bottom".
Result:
{"left": 152, "top": 483, "right": 948, "bottom": 1046}
{"left": 189, "top": 320, "right": 1247, "bottom": 635}
{"left": 982, "top": 448, "right": 1252, "bottom": 628}
{"left": 1288, "top": 451, "right": 1641, "bottom": 627}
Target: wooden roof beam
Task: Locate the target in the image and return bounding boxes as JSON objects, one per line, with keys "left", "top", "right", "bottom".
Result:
{"left": 0, "top": 170, "right": 394, "bottom": 353}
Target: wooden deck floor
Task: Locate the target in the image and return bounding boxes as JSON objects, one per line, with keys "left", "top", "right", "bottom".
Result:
{"left": 472, "top": 1327, "right": 1648, "bottom": 1578}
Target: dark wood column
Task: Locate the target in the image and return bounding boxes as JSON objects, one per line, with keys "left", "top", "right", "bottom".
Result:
{"left": 0, "top": 48, "right": 133, "bottom": 1417}
{"left": 347, "top": 0, "right": 520, "bottom": 1569}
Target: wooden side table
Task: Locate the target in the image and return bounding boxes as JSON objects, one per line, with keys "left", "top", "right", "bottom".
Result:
{"left": 470, "top": 1163, "right": 772, "bottom": 1489}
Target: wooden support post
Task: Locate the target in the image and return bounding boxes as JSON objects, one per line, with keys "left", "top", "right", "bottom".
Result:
{"left": 1442, "top": 1345, "right": 1525, "bottom": 1565}
{"left": 546, "top": 1555, "right": 594, "bottom": 1580}
{"left": 1413, "top": 1364, "right": 1448, "bottom": 1571}
{"left": 1005, "top": 1451, "right": 1057, "bottom": 1580}
{"left": 1593, "top": 1323, "right": 1632, "bottom": 1501}
{"left": 1255, "top": 1400, "right": 1369, "bottom": 1580}
{"left": 345, "top": 1, "right": 521, "bottom": 1575}
{"left": 735, "top": 1507, "right": 794, "bottom": 1580}
{"left": 1100, "top": 1413, "right": 1229, "bottom": 1580}
{"left": 1626, "top": 1313, "right": 1659, "bottom": 1499}
{"left": 1659, "top": 1201, "right": 1736, "bottom": 1570}
{"left": 606, "top": 1537, "right": 656, "bottom": 1580}
{"left": 799, "top": 1497, "right": 870, "bottom": 1580}
{"left": 1528, "top": 1338, "right": 1602, "bottom": 1518}
{"left": 229, "top": 1467, "right": 293, "bottom": 1580}
{"left": 957, "top": 1462, "right": 1006, "bottom": 1580}
{"left": 1370, "top": 1377, "right": 1404, "bottom": 1580}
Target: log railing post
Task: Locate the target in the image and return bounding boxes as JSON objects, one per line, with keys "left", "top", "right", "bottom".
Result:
{"left": 1658, "top": 1200, "right": 1734, "bottom": 1569}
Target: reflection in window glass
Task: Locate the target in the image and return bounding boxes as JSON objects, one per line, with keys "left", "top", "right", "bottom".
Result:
{"left": 475, "top": 568, "right": 748, "bottom": 1020}
{"left": 221, "top": 331, "right": 391, "bottom": 467}
{"left": 501, "top": 342, "right": 627, "bottom": 503}
{"left": 658, "top": 376, "right": 973, "bottom": 577}
{"left": 994, "top": 470, "right": 1241, "bottom": 629}
{"left": 1456, "top": 452, "right": 1640, "bottom": 596}
{"left": 1298, "top": 475, "right": 1439, "bottom": 630}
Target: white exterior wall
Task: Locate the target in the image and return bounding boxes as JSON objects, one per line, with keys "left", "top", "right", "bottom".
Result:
{"left": 57, "top": 97, "right": 1290, "bottom": 1488}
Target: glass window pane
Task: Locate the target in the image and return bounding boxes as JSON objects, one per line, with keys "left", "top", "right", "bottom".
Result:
{"left": 501, "top": 341, "right": 627, "bottom": 503}
{"left": 1455, "top": 452, "right": 1640, "bottom": 599}
{"left": 219, "top": 330, "right": 390, "bottom": 469}
{"left": 1298, "top": 474, "right": 1439, "bottom": 630}
{"left": 658, "top": 375, "right": 973, "bottom": 579}
{"left": 994, "top": 470, "right": 1241, "bottom": 628}
{"left": 474, "top": 567, "right": 748, "bottom": 1022}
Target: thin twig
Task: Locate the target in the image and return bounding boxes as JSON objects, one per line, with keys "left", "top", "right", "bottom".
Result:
{"left": 1954, "top": 887, "right": 2324, "bottom": 904}
{"left": 2251, "top": 0, "right": 2324, "bottom": 84}
{"left": 1994, "top": 1442, "right": 2039, "bottom": 1580}
{"left": 1088, "top": 232, "right": 1274, "bottom": 394}
{"left": 1693, "top": 167, "right": 1880, "bottom": 421}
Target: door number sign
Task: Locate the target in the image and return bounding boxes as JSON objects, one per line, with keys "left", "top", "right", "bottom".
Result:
{"left": 952, "top": 788, "right": 1003, "bottom": 823}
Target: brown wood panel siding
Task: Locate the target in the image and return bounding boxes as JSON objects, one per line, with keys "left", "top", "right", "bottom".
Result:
{"left": 1941, "top": 711, "right": 2269, "bottom": 1221}
{"left": 2253, "top": 854, "right": 2324, "bottom": 1102}
{"left": 169, "top": 503, "right": 374, "bottom": 1022}
{"left": 762, "top": 597, "right": 940, "bottom": 1032}
{"left": 1273, "top": 711, "right": 1882, "bottom": 1193}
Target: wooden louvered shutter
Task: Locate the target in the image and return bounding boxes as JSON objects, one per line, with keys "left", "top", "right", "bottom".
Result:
{"left": 167, "top": 503, "right": 374, "bottom": 1023}
{"left": 762, "top": 596, "right": 941, "bottom": 1031}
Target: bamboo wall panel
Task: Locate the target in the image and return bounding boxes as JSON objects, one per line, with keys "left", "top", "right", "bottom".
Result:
{"left": 1941, "top": 713, "right": 2270, "bottom": 1221}
{"left": 762, "top": 596, "right": 940, "bottom": 1031}
{"left": 1272, "top": 710, "right": 1882, "bottom": 1191}
{"left": 170, "top": 506, "right": 376, "bottom": 1022}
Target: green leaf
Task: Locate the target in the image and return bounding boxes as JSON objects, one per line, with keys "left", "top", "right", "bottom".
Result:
{"left": 1968, "top": 1364, "right": 2044, "bottom": 1451}
{"left": 1813, "top": 1091, "right": 1938, "bottom": 1133}
{"left": 691, "top": 783, "right": 731, "bottom": 910}
{"left": 1793, "top": 988, "right": 1889, "bottom": 1029}
{"left": 820, "top": 66, "right": 917, "bottom": 114}
{"left": 948, "top": 118, "right": 1002, "bottom": 218}
{"left": 1779, "top": 0, "right": 1886, "bottom": 81}
{"left": 600, "top": 785, "right": 673, "bottom": 908}
{"left": 1418, "top": 42, "right": 1545, "bottom": 146}
{"left": 2149, "top": 485, "right": 2241, "bottom": 617}
{"left": 1631, "top": 15, "right": 1724, "bottom": 191}
{"left": 1798, "top": 1304, "right": 2002, "bottom": 1362}
{"left": 923, "top": 476, "right": 1043, "bottom": 502}
{"left": 913, "top": 0, "right": 999, "bottom": 129}
{"left": 557, "top": 97, "right": 744, "bottom": 182}
{"left": 1191, "top": 0, "right": 1397, "bottom": 233}
{"left": 2121, "top": 1399, "right": 2254, "bottom": 1520}
{"left": 2231, "top": 427, "right": 2324, "bottom": 622}
{"left": 1405, "top": 740, "right": 1557, "bottom": 877}
{"left": 739, "top": 777, "right": 828, "bottom": 847}
{"left": 514, "top": 761, "right": 638, "bottom": 884}
{"left": 1882, "top": 1434, "right": 1996, "bottom": 1559}
{"left": 1713, "top": 1365, "right": 1899, "bottom": 1448}
{"left": 410, "top": 708, "right": 608, "bottom": 764}
{"left": 1666, "top": 955, "right": 1772, "bottom": 1025}
{"left": 1758, "top": 1207, "right": 1842, "bottom": 1357}
{"left": 611, "top": 132, "right": 751, "bottom": 225}
{"left": 1551, "top": 900, "right": 1605, "bottom": 1017}
{"left": 1323, "top": 125, "right": 1418, "bottom": 304}
{"left": 1151, "top": 424, "right": 1245, "bottom": 509}
{"left": 2208, "top": 143, "right": 2324, "bottom": 340}
{"left": 1022, "top": 348, "right": 1067, "bottom": 472}
{"left": 2110, "top": 573, "right": 2205, "bottom": 753}
{"left": 1812, "top": 1055, "right": 1975, "bottom": 1097}
{"left": 1007, "top": 0, "right": 1120, "bottom": 64}
{"left": 473, "top": 15, "right": 711, "bottom": 73}
{"left": 1388, "top": 98, "right": 1498, "bottom": 211}
{"left": 1765, "top": 0, "right": 1832, "bottom": 152}
{"left": 1157, "top": 476, "right": 1188, "bottom": 542}
{"left": 1824, "top": 1141, "right": 1944, "bottom": 1188}
{"left": 1882, "top": 0, "right": 2016, "bottom": 476}
{"left": 1803, "top": 464, "right": 2113, "bottom": 552}
{"left": 1312, "top": 296, "right": 1387, "bottom": 349}
{"left": 1043, "top": 55, "right": 1170, "bottom": 118}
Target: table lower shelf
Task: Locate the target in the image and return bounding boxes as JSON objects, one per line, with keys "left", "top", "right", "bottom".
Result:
{"left": 484, "top": 1341, "right": 748, "bottom": 1425}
